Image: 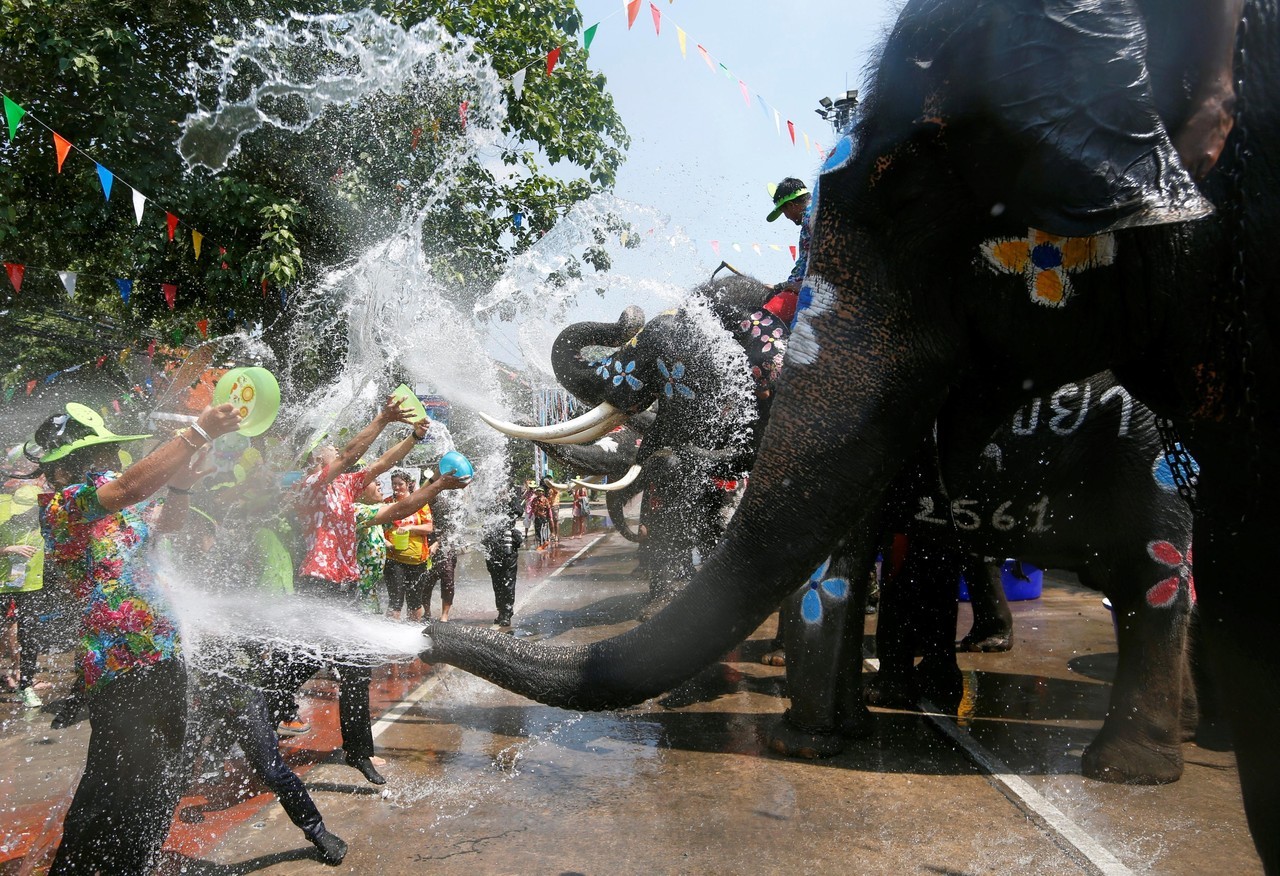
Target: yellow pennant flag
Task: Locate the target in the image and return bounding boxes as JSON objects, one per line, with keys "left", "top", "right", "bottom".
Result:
{"left": 676, "top": 27, "right": 687, "bottom": 58}
{"left": 192, "top": 230, "right": 203, "bottom": 260}
{"left": 803, "top": 132, "right": 810, "bottom": 152}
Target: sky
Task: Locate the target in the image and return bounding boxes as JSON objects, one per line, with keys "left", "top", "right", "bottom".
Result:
{"left": 481, "top": 0, "right": 893, "bottom": 367}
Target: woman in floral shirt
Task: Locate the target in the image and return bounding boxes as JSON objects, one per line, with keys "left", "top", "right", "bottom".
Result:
{"left": 32, "top": 401, "right": 240, "bottom": 876}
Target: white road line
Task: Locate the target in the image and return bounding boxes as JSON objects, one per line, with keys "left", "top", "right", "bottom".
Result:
{"left": 372, "top": 535, "right": 609, "bottom": 739}
{"left": 864, "top": 657, "right": 1134, "bottom": 876}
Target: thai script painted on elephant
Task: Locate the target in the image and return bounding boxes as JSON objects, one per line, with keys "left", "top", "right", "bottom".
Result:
{"left": 1011, "top": 383, "right": 1132, "bottom": 437}
{"left": 981, "top": 228, "right": 1116, "bottom": 307}
{"left": 915, "top": 494, "right": 1053, "bottom": 533}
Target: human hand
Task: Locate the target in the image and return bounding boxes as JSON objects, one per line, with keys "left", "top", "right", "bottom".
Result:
{"left": 168, "top": 447, "right": 217, "bottom": 490}
{"left": 377, "top": 396, "right": 413, "bottom": 426}
{"left": 3, "top": 544, "right": 37, "bottom": 559}
{"left": 434, "top": 473, "right": 471, "bottom": 491}
{"left": 413, "top": 418, "right": 430, "bottom": 439}
{"left": 196, "top": 403, "right": 242, "bottom": 441}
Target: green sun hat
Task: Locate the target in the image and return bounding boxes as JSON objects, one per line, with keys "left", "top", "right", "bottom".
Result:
{"left": 36, "top": 403, "right": 152, "bottom": 464}
{"left": 766, "top": 178, "right": 810, "bottom": 222}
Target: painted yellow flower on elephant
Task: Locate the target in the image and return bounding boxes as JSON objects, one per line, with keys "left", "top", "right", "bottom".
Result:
{"left": 981, "top": 228, "right": 1116, "bottom": 308}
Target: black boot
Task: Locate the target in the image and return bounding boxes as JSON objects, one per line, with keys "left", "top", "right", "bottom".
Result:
{"left": 309, "top": 827, "right": 348, "bottom": 865}
{"left": 344, "top": 754, "right": 386, "bottom": 785}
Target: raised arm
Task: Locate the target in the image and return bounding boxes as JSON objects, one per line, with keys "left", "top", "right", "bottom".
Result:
{"left": 363, "top": 419, "right": 430, "bottom": 484}
{"left": 318, "top": 396, "right": 414, "bottom": 488}
{"left": 368, "top": 474, "right": 470, "bottom": 527}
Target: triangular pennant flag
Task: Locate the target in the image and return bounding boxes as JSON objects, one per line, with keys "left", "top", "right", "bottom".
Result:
{"left": 583, "top": 23, "right": 598, "bottom": 50}
{"left": 96, "top": 163, "right": 114, "bottom": 200}
{"left": 697, "top": 45, "right": 714, "bottom": 72}
{"left": 58, "top": 270, "right": 77, "bottom": 297}
{"left": 26, "top": 380, "right": 36, "bottom": 396}
{"left": 650, "top": 3, "right": 661, "bottom": 34}
{"left": 738, "top": 80, "right": 751, "bottom": 106}
{"left": 196, "top": 318, "right": 209, "bottom": 339}
{"left": 752, "top": 243, "right": 762, "bottom": 255}
{"left": 769, "top": 244, "right": 782, "bottom": 251}
{"left": 170, "top": 329, "right": 184, "bottom": 344}
{"left": 116, "top": 278, "right": 132, "bottom": 304}
{"left": 710, "top": 240, "right": 720, "bottom": 257}
{"left": 3, "top": 387, "right": 14, "bottom": 402}
{"left": 732, "top": 243, "right": 742, "bottom": 252}
{"left": 132, "top": 188, "right": 146, "bottom": 225}
{"left": 459, "top": 100, "right": 469, "bottom": 130}
{"left": 756, "top": 94, "right": 770, "bottom": 119}
{"left": 787, "top": 120, "right": 796, "bottom": 145}
{"left": 546, "top": 47, "right": 561, "bottom": 75}
{"left": 803, "top": 131, "right": 811, "bottom": 151}
{"left": 3, "top": 95, "right": 26, "bottom": 141}
{"left": 676, "top": 27, "right": 687, "bottom": 57}
{"left": 4, "top": 262, "right": 24, "bottom": 293}
{"left": 774, "top": 109, "right": 781, "bottom": 135}
{"left": 147, "top": 339, "right": 156, "bottom": 359}
{"left": 166, "top": 212, "right": 178, "bottom": 241}
{"left": 280, "top": 286, "right": 288, "bottom": 306}
{"left": 162, "top": 283, "right": 177, "bottom": 310}
{"left": 261, "top": 278, "right": 269, "bottom": 298}
{"left": 192, "top": 230, "right": 203, "bottom": 260}
{"left": 626, "top": 0, "right": 641, "bottom": 28}
{"left": 789, "top": 245, "right": 798, "bottom": 260}
{"left": 718, "top": 62, "right": 731, "bottom": 79}
{"left": 513, "top": 211, "right": 524, "bottom": 228}
{"left": 95, "top": 356, "right": 107, "bottom": 368}
{"left": 112, "top": 400, "right": 121, "bottom": 414}
{"left": 511, "top": 67, "right": 528, "bottom": 100}
{"left": 53, "top": 132, "right": 72, "bottom": 172}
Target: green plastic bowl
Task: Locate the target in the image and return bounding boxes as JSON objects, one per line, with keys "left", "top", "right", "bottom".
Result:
{"left": 390, "top": 383, "right": 428, "bottom": 424}
{"left": 213, "top": 366, "right": 281, "bottom": 437}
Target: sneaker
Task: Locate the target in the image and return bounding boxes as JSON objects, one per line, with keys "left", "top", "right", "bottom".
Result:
{"left": 309, "top": 828, "right": 348, "bottom": 865}
{"left": 19, "top": 686, "right": 42, "bottom": 708}
{"left": 277, "top": 716, "right": 311, "bottom": 737}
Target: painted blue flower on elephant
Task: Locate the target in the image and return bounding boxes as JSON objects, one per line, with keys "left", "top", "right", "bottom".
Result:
{"left": 1153, "top": 448, "right": 1199, "bottom": 491}
{"left": 801, "top": 557, "right": 849, "bottom": 625}
{"left": 610, "top": 358, "right": 643, "bottom": 390}
{"left": 656, "top": 359, "right": 693, "bottom": 399}
{"left": 591, "top": 355, "right": 614, "bottom": 379}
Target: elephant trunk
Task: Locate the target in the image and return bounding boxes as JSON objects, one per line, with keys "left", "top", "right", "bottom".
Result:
{"left": 550, "top": 306, "right": 646, "bottom": 404}
{"left": 423, "top": 235, "right": 958, "bottom": 709}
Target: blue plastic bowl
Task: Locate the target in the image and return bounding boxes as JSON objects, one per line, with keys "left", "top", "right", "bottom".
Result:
{"left": 1000, "top": 560, "right": 1043, "bottom": 601}
{"left": 438, "top": 450, "right": 474, "bottom": 479}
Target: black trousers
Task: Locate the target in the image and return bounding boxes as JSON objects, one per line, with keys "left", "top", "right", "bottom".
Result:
{"left": 203, "top": 676, "right": 326, "bottom": 838}
{"left": 266, "top": 576, "right": 375, "bottom": 759}
{"left": 486, "top": 560, "right": 517, "bottom": 621}
{"left": 423, "top": 553, "right": 456, "bottom": 613}
{"left": 384, "top": 559, "right": 430, "bottom": 613}
{"left": 50, "top": 659, "right": 188, "bottom": 876}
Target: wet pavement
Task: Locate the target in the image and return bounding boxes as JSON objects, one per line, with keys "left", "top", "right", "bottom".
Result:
{"left": 0, "top": 526, "right": 1260, "bottom": 875}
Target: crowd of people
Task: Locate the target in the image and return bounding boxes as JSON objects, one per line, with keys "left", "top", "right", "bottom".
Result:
{"left": 0, "top": 390, "right": 595, "bottom": 874}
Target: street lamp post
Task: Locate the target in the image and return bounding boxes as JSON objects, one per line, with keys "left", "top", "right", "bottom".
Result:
{"left": 815, "top": 89, "right": 859, "bottom": 135}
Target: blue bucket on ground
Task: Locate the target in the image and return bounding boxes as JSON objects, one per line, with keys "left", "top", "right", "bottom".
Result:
{"left": 957, "top": 574, "right": 971, "bottom": 602}
{"left": 1000, "top": 560, "right": 1043, "bottom": 601}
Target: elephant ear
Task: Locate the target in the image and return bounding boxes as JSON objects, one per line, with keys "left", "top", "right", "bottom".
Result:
{"left": 933, "top": 0, "right": 1213, "bottom": 237}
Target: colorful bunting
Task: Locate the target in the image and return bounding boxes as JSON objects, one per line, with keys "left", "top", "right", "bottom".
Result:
{"left": 196, "top": 319, "right": 209, "bottom": 339}
{"left": 261, "top": 278, "right": 269, "bottom": 298}
{"left": 513, "top": 212, "right": 524, "bottom": 228}
{"left": 132, "top": 188, "right": 146, "bottom": 224}
{"left": 95, "top": 163, "right": 116, "bottom": 200}
{"left": 787, "top": 120, "right": 796, "bottom": 145}
{"left": 626, "top": 0, "right": 642, "bottom": 29}
{"left": 115, "top": 278, "right": 132, "bottom": 304}
{"left": 192, "top": 230, "right": 203, "bottom": 260}
{"left": 773, "top": 109, "right": 781, "bottom": 135}
{"left": 511, "top": 68, "right": 527, "bottom": 100}
{"left": 650, "top": 3, "right": 662, "bottom": 34}
{"left": 738, "top": 80, "right": 751, "bottom": 107}
{"left": 4, "top": 263, "right": 24, "bottom": 294}
{"left": 26, "top": 380, "right": 36, "bottom": 396}
{"left": 676, "top": 27, "right": 687, "bottom": 58}
{"left": 789, "top": 245, "right": 797, "bottom": 260}
{"left": 53, "top": 133, "right": 72, "bottom": 172}
{"left": 166, "top": 212, "right": 179, "bottom": 241}
{"left": 546, "top": 47, "right": 561, "bottom": 75}
{"left": 58, "top": 271, "right": 77, "bottom": 297}
{"left": 583, "top": 23, "right": 598, "bottom": 50}
{"left": 697, "top": 44, "right": 714, "bottom": 72}
{"left": 710, "top": 240, "right": 720, "bottom": 257}
{"left": 3, "top": 95, "right": 25, "bottom": 141}
{"left": 162, "top": 282, "right": 177, "bottom": 310}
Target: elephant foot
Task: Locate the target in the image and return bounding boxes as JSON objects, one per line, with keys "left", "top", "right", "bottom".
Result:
{"left": 760, "top": 646, "right": 786, "bottom": 667}
{"left": 865, "top": 670, "right": 920, "bottom": 710}
{"left": 838, "top": 704, "right": 875, "bottom": 740}
{"left": 767, "top": 712, "right": 846, "bottom": 759}
{"left": 1194, "top": 717, "right": 1234, "bottom": 752}
{"left": 1081, "top": 733, "right": 1184, "bottom": 785}
{"left": 956, "top": 631, "right": 1012, "bottom": 652}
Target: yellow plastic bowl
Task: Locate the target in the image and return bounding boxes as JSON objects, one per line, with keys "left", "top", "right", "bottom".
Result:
{"left": 213, "top": 367, "right": 281, "bottom": 437}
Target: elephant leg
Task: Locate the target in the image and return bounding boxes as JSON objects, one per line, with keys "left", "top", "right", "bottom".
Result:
{"left": 1079, "top": 562, "right": 1190, "bottom": 785}
{"left": 866, "top": 535, "right": 919, "bottom": 708}
{"left": 770, "top": 538, "right": 875, "bottom": 758}
{"left": 1187, "top": 609, "right": 1230, "bottom": 750}
{"left": 958, "top": 557, "right": 1013, "bottom": 652}
{"left": 912, "top": 551, "right": 964, "bottom": 711}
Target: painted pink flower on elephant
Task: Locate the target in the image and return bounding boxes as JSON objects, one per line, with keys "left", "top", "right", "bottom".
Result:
{"left": 1146, "top": 540, "right": 1195, "bottom": 607}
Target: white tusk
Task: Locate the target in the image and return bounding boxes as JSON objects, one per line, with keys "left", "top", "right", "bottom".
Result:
{"left": 539, "top": 411, "right": 630, "bottom": 445}
{"left": 478, "top": 402, "right": 623, "bottom": 443}
{"left": 590, "top": 464, "right": 643, "bottom": 492}
{"left": 571, "top": 475, "right": 607, "bottom": 487}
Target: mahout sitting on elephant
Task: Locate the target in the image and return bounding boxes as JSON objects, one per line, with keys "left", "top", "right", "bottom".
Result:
{"left": 425, "top": 2, "right": 1280, "bottom": 868}
{"left": 772, "top": 372, "right": 1199, "bottom": 785}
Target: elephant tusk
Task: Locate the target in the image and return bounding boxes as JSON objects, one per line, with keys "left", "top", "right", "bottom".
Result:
{"left": 571, "top": 475, "right": 608, "bottom": 487}
{"left": 589, "top": 465, "right": 643, "bottom": 492}
{"left": 546, "top": 480, "right": 572, "bottom": 490}
{"left": 478, "top": 402, "right": 625, "bottom": 444}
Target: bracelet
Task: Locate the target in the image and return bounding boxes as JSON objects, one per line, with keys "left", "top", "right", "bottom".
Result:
{"left": 167, "top": 485, "right": 193, "bottom": 495}
{"left": 179, "top": 430, "right": 202, "bottom": 450}
{"left": 188, "top": 422, "right": 213, "bottom": 444}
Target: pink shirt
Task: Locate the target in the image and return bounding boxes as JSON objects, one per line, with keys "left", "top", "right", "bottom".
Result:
{"left": 296, "top": 468, "right": 368, "bottom": 583}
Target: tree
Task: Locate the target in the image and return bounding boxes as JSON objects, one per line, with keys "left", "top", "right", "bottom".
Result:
{"left": 0, "top": 0, "right": 628, "bottom": 389}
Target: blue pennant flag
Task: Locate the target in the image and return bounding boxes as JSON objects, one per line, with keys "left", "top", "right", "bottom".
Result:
{"left": 96, "top": 163, "right": 114, "bottom": 200}
{"left": 115, "top": 278, "right": 132, "bottom": 303}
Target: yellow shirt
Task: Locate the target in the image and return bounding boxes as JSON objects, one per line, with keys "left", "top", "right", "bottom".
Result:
{"left": 385, "top": 507, "right": 431, "bottom": 565}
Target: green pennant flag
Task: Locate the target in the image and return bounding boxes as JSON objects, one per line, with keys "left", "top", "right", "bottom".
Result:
{"left": 3, "top": 386, "right": 14, "bottom": 403}
{"left": 170, "top": 329, "right": 185, "bottom": 344}
{"left": 583, "top": 23, "right": 598, "bottom": 50}
{"left": 3, "top": 95, "right": 26, "bottom": 141}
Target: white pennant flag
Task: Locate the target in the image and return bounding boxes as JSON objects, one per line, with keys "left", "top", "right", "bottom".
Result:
{"left": 132, "top": 188, "right": 146, "bottom": 225}
{"left": 511, "top": 68, "right": 528, "bottom": 101}
{"left": 58, "top": 270, "right": 77, "bottom": 297}
{"left": 773, "top": 109, "right": 781, "bottom": 135}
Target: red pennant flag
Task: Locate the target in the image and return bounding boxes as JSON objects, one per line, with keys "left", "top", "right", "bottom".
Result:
{"left": 95, "top": 355, "right": 106, "bottom": 369}
{"left": 219, "top": 246, "right": 229, "bottom": 270}
{"left": 261, "top": 278, "right": 269, "bottom": 298}
{"left": 162, "top": 283, "right": 177, "bottom": 310}
{"left": 626, "top": 0, "right": 641, "bottom": 28}
{"left": 52, "top": 132, "right": 72, "bottom": 173}
{"left": 459, "top": 101, "right": 468, "bottom": 130}
{"left": 410, "top": 126, "right": 423, "bottom": 151}
{"left": 546, "top": 47, "right": 561, "bottom": 75}
{"left": 3, "top": 262, "right": 23, "bottom": 294}
{"left": 166, "top": 212, "right": 179, "bottom": 241}
{"left": 789, "top": 245, "right": 798, "bottom": 260}
{"left": 710, "top": 240, "right": 720, "bottom": 257}
{"left": 739, "top": 80, "right": 751, "bottom": 106}
{"left": 25, "top": 380, "right": 36, "bottom": 396}
{"left": 787, "top": 120, "right": 796, "bottom": 145}
{"left": 196, "top": 319, "right": 209, "bottom": 339}
{"left": 650, "top": 2, "right": 661, "bottom": 34}
{"left": 147, "top": 339, "right": 157, "bottom": 359}
{"left": 111, "top": 399, "right": 121, "bottom": 414}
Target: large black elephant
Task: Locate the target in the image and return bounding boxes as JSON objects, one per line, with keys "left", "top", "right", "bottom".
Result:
{"left": 426, "top": 2, "right": 1280, "bottom": 868}
{"left": 773, "top": 372, "right": 1198, "bottom": 785}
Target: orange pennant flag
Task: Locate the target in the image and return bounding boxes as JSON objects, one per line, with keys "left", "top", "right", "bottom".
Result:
{"left": 196, "top": 318, "right": 209, "bottom": 339}
{"left": 192, "top": 230, "right": 203, "bottom": 260}
{"left": 626, "top": 0, "right": 641, "bottom": 29}
{"left": 52, "top": 132, "right": 72, "bottom": 173}
{"left": 546, "top": 47, "right": 561, "bottom": 75}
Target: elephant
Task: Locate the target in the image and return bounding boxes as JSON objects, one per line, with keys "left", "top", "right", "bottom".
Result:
{"left": 424, "top": 2, "right": 1280, "bottom": 868}
{"left": 772, "top": 372, "right": 1199, "bottom": 785}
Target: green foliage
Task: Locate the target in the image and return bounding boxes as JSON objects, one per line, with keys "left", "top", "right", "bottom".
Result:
{"left": 0, "top": 0, "right": 628, "bottom": 386}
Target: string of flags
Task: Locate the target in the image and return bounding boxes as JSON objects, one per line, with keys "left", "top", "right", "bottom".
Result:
{"left": 1, "top": 341, "right": 195, "bottom": 413}
{"left": 0, "top": 93, "right": 283, "bottom": 307}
